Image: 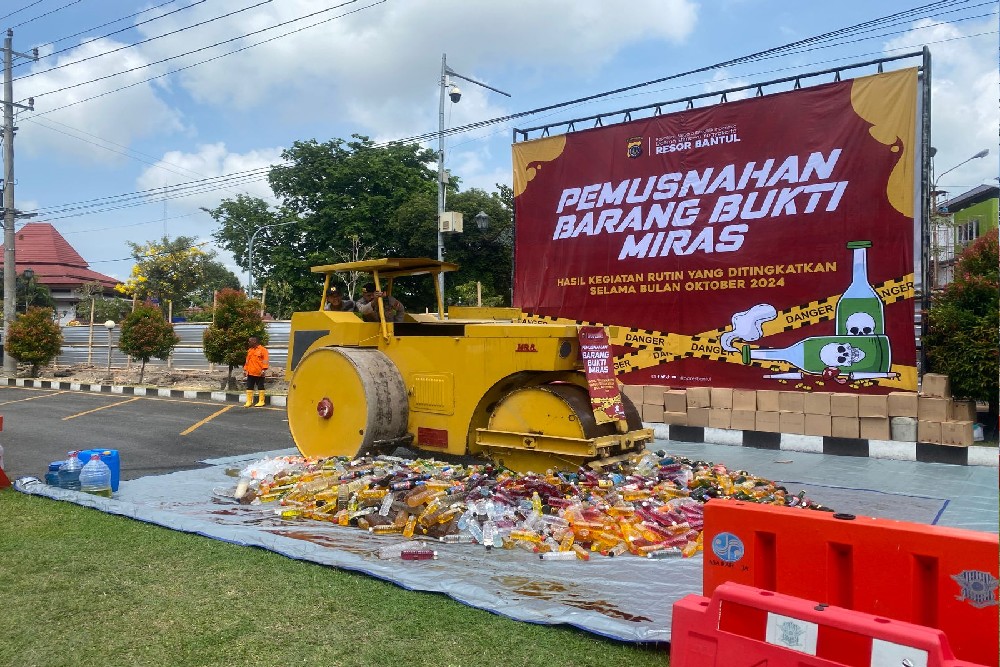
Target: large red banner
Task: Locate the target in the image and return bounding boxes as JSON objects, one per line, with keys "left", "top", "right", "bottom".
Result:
{"left": 513, "top": 69, "right": 918, "bottom": 393}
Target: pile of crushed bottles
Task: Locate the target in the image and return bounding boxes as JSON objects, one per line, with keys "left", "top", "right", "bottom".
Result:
{"left": 229, "top": 450, "right": 832, "bottom": 560}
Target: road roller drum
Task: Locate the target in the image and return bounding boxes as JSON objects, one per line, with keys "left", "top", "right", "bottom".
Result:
{"left": 287, "top": 347, "right": 409, "bottom": 459}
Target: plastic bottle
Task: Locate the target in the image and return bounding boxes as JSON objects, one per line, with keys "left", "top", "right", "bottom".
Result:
{"left": 79, "top": 453, "right": 113, "bottom": 497}
{"left": 45, "top": 462, "right": 63, "bottom": 486}
{"left": 58, "top": 450, "right": 82, "bottom": 491}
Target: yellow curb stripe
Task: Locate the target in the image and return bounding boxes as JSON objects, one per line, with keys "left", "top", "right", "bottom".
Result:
{"left": 62, "top": 396, "right": 143, "bottom": 420}
{"left": 181, "top": 404, "right": 237, "bottom": 436}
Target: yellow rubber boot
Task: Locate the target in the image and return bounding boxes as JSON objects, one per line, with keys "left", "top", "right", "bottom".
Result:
{"left": 255, "top": 391, "right": 266, "bottom": 407}
{"left": 244, "top": 390, "right": 254, "bottom": 407}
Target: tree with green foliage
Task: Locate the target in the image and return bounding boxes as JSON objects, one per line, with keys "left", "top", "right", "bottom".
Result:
{"left": 118, "top": 304, "right": 181, "bottom": 385}
{"left": 925, "top": 228, "right": 999, "bottom": 435}
{"left": 6, "top": 307, "right": 63, "bottom": 377}
{"left": 192, "top": 260, "right": 242, "bottom": 307}
{"left": 436, "top": 186, "right": 514, "bottom": 305}
{"left": 208, "top": 135, "right": 439, "bottom": 314}
{"left": 117, "top": 235, "right": 241, "bottom": 313}
{"left": 14, "top": 271, "right": 55, "bottom": 314}
{"left": 73, "top": 281, "right": 132, "bottom": 323}
{"left": 203, "top": 194, "right": 280, "bottom": 291}
{"left": 203, "top": 288, "right": 268, "bottom": 390}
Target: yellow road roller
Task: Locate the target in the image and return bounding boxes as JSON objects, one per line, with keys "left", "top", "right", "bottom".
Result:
{"left": 285, "top": 258, "right": 653, "bottom": 472}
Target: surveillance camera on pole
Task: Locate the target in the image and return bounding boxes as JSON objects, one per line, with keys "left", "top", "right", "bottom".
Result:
{"left": 436, "top": 54, "right": 510, "bottom": 300}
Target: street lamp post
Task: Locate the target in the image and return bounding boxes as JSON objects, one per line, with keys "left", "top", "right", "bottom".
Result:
{"left": 104, "top": 320, "right": 115, "bottom": 377}
{"left": 437, "top": 54, "right": 510, "bottom": 300}
{"left": 247, "top": 221, "right": 297, "bottom": 299}
{"left": 931, "top": 148, "right": 989, "bottom": 288}
{"left": 22, "top": 267, "right": 33, "bottom": 312}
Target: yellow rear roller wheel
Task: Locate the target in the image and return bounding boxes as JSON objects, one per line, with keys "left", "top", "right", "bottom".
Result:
{"left": 487, "top": 383, "right": 595, "bottom": 440}
{"left": 481, "top": 383, "right": 644, "bottom": 473}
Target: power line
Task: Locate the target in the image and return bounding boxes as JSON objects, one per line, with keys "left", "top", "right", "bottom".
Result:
{"left": 10, "top": 0, "right": 83, "bottom": 29}
{"left": 25, "top": 167, "right": 272, "bottom": 216}
{"left": 88, "top": 238, "right": 216, "bottom": 264}
{"left": 14, "top": 0, "right": 206, "bottom": 70}
{"left": 20, "top": 0, "right": 385, "bottom": 112}
{"left": 0, "top": 0, "right": 46, "bottom": 24}
{"left": 58, "top": 211, "right": 196, "bottom": 234}
{"left": 22, "top": 114, "right": 270, "bottom": 200}
{"left": 16, "top": 0, "right": 270, "bottom": 83}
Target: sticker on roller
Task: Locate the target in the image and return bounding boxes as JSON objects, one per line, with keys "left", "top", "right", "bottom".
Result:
{"left": 765, "top": 613, "right": 817, "bottom": 655}
{"left": 870, "top": 638, "right": 928, "bottom": 667}
{"left": 710, "top": 532, "right": 745, "bottom": 563}
{"left": 951, "top": 569, "right": 999, "bottom": 609}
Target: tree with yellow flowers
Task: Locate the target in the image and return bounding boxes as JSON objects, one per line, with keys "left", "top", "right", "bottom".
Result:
{"left": 116, "top": 235, "right": 240, "bottom": 313}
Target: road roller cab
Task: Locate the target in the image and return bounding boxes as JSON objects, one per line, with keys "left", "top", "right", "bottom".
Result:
{"left": 285, "top": 258, "right": 654, "bottom": 472}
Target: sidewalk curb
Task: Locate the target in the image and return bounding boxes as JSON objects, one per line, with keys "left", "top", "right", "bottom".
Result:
{"left": 645, "top": 423, "right": 999, "bottom": 468}
{"left": 4, "top": 377, "right": 288, "bottom": 408}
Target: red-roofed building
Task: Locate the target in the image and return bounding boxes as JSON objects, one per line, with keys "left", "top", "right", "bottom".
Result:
{"left": 0, "top": 222, "right": 120, "bottom": 325}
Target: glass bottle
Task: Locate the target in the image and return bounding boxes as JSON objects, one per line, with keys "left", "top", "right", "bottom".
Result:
{"left": 741, "top": 334, "right": 891, "bottom": 375}
{"left": 835, "top": 240, "right": 885, "bottom": 336}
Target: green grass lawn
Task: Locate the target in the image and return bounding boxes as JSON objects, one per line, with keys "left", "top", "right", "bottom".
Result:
{"left": 0, "top": 489, "right": 669, "bottom": 667}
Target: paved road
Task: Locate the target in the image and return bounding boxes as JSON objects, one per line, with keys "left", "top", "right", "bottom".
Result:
{"left": 0, "top": 385, "right": 294, "bottom": 482}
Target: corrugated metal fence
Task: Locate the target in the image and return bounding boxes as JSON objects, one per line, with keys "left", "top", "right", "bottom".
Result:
{"left": 55, "top": 322, "right": 291, "bottom": 369}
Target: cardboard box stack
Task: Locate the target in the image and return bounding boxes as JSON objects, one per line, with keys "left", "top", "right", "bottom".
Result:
{"left": 916, "top": 373, "right": 973, "bottom": 446}
{"left": 622, "top": 373, "right": 972, "bottom": 446}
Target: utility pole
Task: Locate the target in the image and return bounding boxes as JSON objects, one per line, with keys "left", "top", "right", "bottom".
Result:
{"left": 2, "top": 29, "right": 37, "bottom": 374}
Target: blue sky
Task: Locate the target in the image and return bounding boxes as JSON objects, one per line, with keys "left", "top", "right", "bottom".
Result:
{"left": 4, "top": 0, "right": 998, "bottom": 284}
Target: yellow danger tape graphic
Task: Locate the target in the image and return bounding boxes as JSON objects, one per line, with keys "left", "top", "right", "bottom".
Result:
{"left": 520, "top": 273, "right": 917, "bottom": 386}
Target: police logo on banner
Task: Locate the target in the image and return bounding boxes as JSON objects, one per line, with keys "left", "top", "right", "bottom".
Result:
{"left": 951, "top": 570, "right": 999, "bottom": 609}
{"left": 626, "top": 136, "right": 642, "bottom": 159}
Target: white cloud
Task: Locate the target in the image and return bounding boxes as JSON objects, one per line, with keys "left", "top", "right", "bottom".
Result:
{"left": 18, "top": 38, "right": 185, "bottom": 162}
{"left": 884, "top": 15, "right": 999, "bottom": 191}
{"left": 135, "top": 142, "right": 283, "bottom": 214}
{"left": 133, "top": 0, "right": 699, "bottom": 138}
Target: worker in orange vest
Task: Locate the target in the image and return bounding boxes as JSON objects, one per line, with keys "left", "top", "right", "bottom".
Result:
{"left": 243, "top": 335, "right": 270, "bottom": 407}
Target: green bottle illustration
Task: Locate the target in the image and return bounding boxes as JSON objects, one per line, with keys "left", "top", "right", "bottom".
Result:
{"left": 741, "top": 335, "right": 892, "bottom": 376}
{"left": 835, "top": 240, "right": 885, "bottom": 336}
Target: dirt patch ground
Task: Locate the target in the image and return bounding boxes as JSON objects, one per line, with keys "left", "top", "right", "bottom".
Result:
{"left": 27, "top": 363, "right": 290, "bottom": 393}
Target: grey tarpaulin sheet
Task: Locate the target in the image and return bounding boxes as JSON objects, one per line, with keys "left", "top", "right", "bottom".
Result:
{"left": 14, "top": 443, "right": 998, "bottom": 643}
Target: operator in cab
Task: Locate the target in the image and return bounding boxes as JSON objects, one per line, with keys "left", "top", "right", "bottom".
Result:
{"left": 324, "top": 286, "right": 356, "bottom": 312}
{"left": 357, "top": 282, "right": 405, "bottom": 322}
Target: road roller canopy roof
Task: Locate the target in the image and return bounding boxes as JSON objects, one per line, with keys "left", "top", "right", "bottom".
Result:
{"left": 310, "top": 258, "right": 460, "bottom": 279}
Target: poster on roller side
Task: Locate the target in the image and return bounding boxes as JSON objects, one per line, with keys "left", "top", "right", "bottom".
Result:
{"left": 512, "top": 68, "right": 919, "bottom": 393}
{"left": 578, "top": 326, "right": 626, "bottom": 424}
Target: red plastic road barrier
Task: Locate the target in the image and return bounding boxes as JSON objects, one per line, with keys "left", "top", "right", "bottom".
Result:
{"left": 700, "top": 500, "right": 999, "bottom": 667}
{"left": 671, "top": 582, "right": 985, "bottom": 667}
